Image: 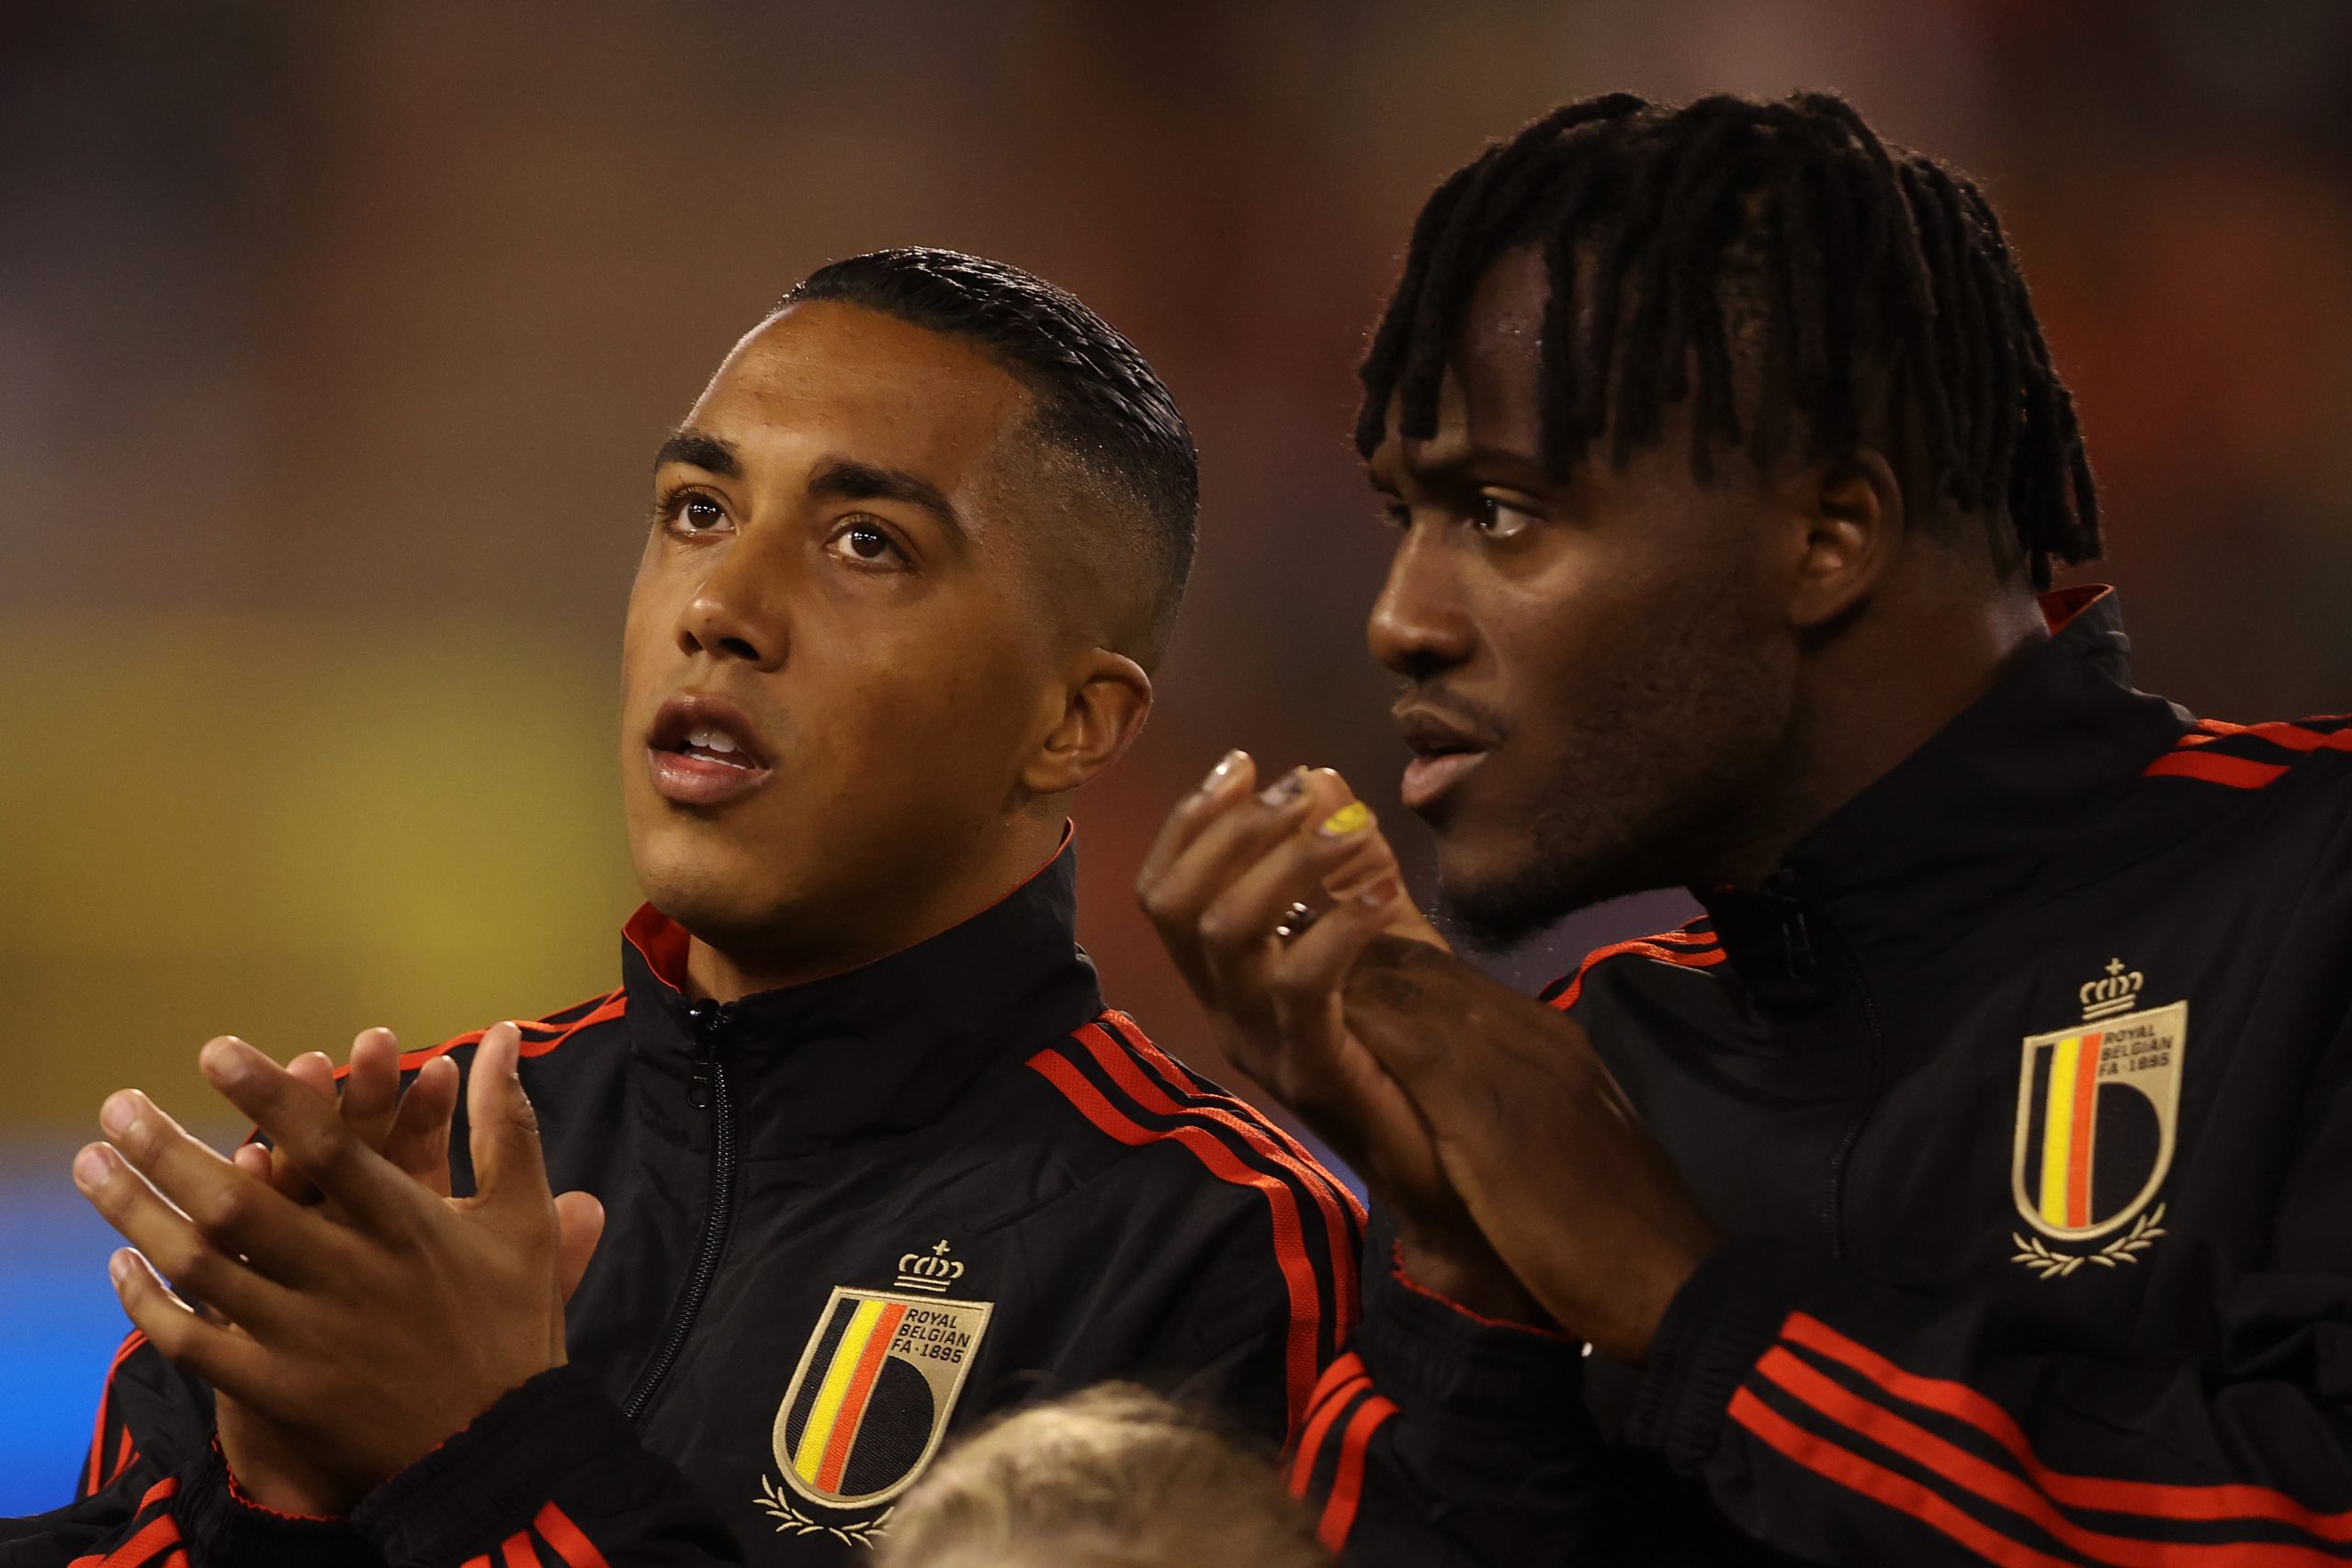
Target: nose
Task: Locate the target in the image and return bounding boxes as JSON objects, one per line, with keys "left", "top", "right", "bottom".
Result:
{"left": 676, "top": 531, "right": 789, "bottom": 671}
{"left": 1367, "top": 524, "right": 1476, "bottom": 681}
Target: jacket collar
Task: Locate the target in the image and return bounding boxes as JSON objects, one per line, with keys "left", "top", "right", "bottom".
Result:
{"left": 617, "top": 829, "right": 1103, "bottom": 1152}
{"left": 1700, "top": 588, "right": 2189, "bottom": 1006}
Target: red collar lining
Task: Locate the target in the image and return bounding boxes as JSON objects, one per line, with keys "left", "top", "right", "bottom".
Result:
{"left": 621, "top": 820, "right": 1077, "bottom": 997}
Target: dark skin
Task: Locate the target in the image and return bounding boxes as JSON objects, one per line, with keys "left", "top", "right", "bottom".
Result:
{"left": 1141, "top": 245, "right": 2049, "bottom": 1358}
{"left": 75, "top": 299, "right": 1159, "bottom": 1508}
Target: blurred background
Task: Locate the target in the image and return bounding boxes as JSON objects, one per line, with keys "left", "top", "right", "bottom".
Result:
{"left": 7, "top": 0, "right": 2352, "bottom": 1506}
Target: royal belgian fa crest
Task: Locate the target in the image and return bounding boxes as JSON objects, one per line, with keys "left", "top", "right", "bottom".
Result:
{"left": 2009, "top": 961, "right": 2184, "bottom": 1279}
{"left": 756, "top": 1244, "right": 992, "bottom": 1540}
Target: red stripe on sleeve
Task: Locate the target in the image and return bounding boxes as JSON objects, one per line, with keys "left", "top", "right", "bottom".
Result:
{"left": 1549, "top": 934, "right": 1725, "bottom": 1012}
{"left": 1104, "top": 1009, "right": 1214, "bottom": 1094}
{"left": 1101, "top": 1011, "right": 1368, "bottom": 1229}
{"left": 533, "top": 1503, "right": 612, "bottom": 1568}
{"left": 2209, "top": 720, "right": 2352, "bottom": 754}
{"left": 2143, "top": 751, "right": 2290, "bottom": 789}
{"left": 1730, "top": 1387, "right": 2077, "bottom": 1568}
{"left": 96, "top": 1487, "right": 182, "bottom": 1568}
{"left": 83, "top": 1330, "right": 147, "bottom": 1496}
{"left": 1300, "top": 1349, "right": 1367, "bottom": 1420}
{"left": 1070, "top": 1021, "right": 1363, "bottom": 1329}
{"left": 1781, "top": 1312, "right": 2352, "bottom": 1542}
{"left": 496, "top": 1532, "right": 542, "bottom": 1568}
{"left": 81, "top": 1391, "right": 106, "bottom": 1498}
{"left": 1029, "top": 1046, "right": 1328, "bottom": 1438}
{"left": 335, "top": 991, "right": 627, "bottom": 1082}
{"left": 1756, "top": 1348, "right": 2327, "bottom": 1566}
{"left": 1286, "top": 1356, "right": 1370, "bottom": 1495}
{"left": 70, "top": 1482, "right": 172, "bottom": 1565}
{"left": 1080, "top": 1018, "right": 1363, "bottom": 1233}
{"left": 1314, "top": 1392, "right": 1400, "bottom": 1555}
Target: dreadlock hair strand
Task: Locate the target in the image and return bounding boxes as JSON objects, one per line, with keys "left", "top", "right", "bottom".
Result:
{"left": 1359, "top": 90, "right": 2101, "bottom": 588}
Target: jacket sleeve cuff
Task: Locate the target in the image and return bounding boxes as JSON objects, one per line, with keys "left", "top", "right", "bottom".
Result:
{"left": 172, "top": 1442, "right": 381, "bottom": 1568}
{"left": 1357, "top": 1240, "right": 1586, "bottom": 1438}
{"left": 1623, "top": 1234, "right": 1815, "bottom": 1471}
{"left": 351, "top": 1365, "right": 628, "bottom": 1568}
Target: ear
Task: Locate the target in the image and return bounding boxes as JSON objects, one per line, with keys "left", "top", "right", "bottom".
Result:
{"left": 1020, "top": 649, "right": 1154, "bottom": 798}
{"left": 1782, "top": 447, "right": 1903, "bottom": 630}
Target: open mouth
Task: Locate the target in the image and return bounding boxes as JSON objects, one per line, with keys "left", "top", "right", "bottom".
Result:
{"left": 647, "top": 694, "right": 774, "bottom": 807}
{"left": 675, "top": 724, "right": 753, "bottom": 769}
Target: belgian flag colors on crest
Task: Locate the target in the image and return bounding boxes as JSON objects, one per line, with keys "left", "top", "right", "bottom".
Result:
{"left": 2011, "top": 999, "right": 2186, "bottom": 1240}
{"left": 770, "top": 1286, "right": 993, "bottom": 1510}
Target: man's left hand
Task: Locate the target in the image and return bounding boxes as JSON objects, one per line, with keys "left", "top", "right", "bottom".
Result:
{"left": 1342, "top": 938, "right": 1722, "bottom": 1363}
{"left": 72, "top": 1022, "right": 601, "bottom": 1506}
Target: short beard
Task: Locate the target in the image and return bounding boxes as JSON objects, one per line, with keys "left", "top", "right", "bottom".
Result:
{"left": 1436, "top": 873, "right": 1581, "bottom": 955}
{"left": 1431, "top": 597, "right": 1788, "bottom": 954}
{"left": 1434, "top": 802, "right": 1690, "bottom": 953}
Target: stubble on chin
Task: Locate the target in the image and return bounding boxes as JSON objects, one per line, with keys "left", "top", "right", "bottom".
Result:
{"left": 1431, "top": 804, "right": 1653, "bottom": 954}
{"left": 1432, "top": 688, "right": 1782, "bottom": 953}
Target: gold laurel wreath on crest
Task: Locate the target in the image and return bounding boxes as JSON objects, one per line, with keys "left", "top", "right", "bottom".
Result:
{"left": 755, "top": 1477, "right": 893, "bottom": 1546}
{"left": 2010, "top": 1203, "right": 2166, "bottom": 1280}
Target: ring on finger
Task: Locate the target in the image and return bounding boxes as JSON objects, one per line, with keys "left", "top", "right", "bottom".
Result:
{"left": 1272, "top": 900, "right": 1319, "bottom": 942}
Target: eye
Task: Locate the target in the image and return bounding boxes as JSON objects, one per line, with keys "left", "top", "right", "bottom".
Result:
{"left": 655, "top": 487, "right": 731, "bottom": 537}
{"left": 826, "top": 518, "right": 909, "bottom": 569}
{"left": 1472, "top": 494, "right": 1539, "bottom": 540}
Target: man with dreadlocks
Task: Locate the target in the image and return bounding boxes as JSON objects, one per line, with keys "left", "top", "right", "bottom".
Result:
{"left": 1143, "top": 90, "right": 2352, "bottom": 1564}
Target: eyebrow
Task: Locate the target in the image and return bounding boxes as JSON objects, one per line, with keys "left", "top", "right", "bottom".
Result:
{"left": 652, "top": 428, "right": 741, "bottom": 479}
{"left": 1374, "top": 443, "right": 1551, "bottom": 491}
{"left": 807, "top": 457, "right": 967, "bottom": 541}
{"left": 653, "top": 430, "right": 968, "bottom": 540}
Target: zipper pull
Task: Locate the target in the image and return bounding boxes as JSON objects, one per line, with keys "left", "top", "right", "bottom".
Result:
{"left": 685, "top": 1000, "right": 726, "bottom": 1110}
{"left": 1754, "top": 870, "right": 1821, "bottom": 998}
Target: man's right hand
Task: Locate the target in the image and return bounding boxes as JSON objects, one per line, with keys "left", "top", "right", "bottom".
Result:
{"left": 1136, "top": 750, "right": 1546, "bottom": 1325}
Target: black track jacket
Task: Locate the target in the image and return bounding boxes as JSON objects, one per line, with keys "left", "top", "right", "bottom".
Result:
{"left": 6, "top": 841, "right": 1363, "bottom": 1567}
{"left": 1291, "top": 587, "right": 2352, "bottom": 1565}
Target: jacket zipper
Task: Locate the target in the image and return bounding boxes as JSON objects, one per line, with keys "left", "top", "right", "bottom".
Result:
{"left": 1813, "top": 907, "right": 1886, "bottom": 1262}
{"left": 621, "top": 999, "right": 739, "bottom": 1419}
{"left": 1760, "top": 872, "right": 1887, "bottom": 1261}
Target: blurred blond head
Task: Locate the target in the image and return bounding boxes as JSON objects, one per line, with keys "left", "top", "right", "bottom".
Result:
{"left": 870, "top": 1383, "right": 1331, "bottom": 1568}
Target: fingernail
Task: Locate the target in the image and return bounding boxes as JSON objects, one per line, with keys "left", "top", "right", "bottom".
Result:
{"left": 1258, "top": 769, "right": 1308, "bottom": 807}
{"left": 98, "top": 1092, "right": 140, "bottom": 1140}
{"left": 205, "top": 1039, "right": 253, "bottom": 1087}
{"left": 1359, "top": 877, "right": 1402, "bottom": 908}
{"left": 73, "top": 1145, "right": 111, "bottom": 1190}
{"left": 107, "top": 1250, "right": 131, "bottom": 1287}
{"left": 1318, "top": 801, "right": 1373, "bottom": 838}
{"left": 1197, "top": 750, "right": 1243, "bottom": 794}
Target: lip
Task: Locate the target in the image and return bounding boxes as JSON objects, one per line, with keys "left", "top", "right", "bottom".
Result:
{"left": 1400, "top": 750, "right": 1487, "bottom": 812}
{"left": 1394, "top": 703, "right": 1498, "bottom": 815}
{"left": 645, "top": 690, "right": 775, "bottom": 809}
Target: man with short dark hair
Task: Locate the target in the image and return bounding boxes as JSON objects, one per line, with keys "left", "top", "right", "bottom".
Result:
{"left": 15, "top": 248, "right": 1358, "bottom": 1566}
{"left": 1146, "top": 93, "right": 2352, "bottom": 1564}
